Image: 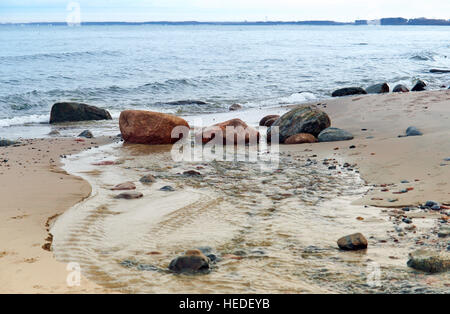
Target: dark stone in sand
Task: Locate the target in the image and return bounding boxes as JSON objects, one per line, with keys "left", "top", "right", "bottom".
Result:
{"left": 169, "top": 249, "right": 210, "bottom": 273}
{"left": 50, "top": 102, "right": 112, "bottom": 124}
{"left": 111, "top": 182, "right": 136, "bottom": 191}
{"left": 430, "top": 69, "right": 450, "bottom": 73}
{"left": 183, "top": 170, "right": 202, "bottom": 177}
{"left": 0, "top": 139, "right": 18, "bottom": 147}
{"left": 366, "top": 83, "right": 390, "bottom": 94}
{"left": 268, "top": 105, "right": 331, "bottom": 142}
{"left": 318, "top": 127, "right": 354, "bottom": 142}
{"left": 407, "top": 250, "right": 450, "bottom": 273}
{"left": 411, "top": 80, "right": 427, "bottom": 92}
{"left": 160, "top": 186, "right": 175, "bottom": 192}
{"left": 406, "top": 126, "right": 423, "bottom": 137}
{"left": 393, "top": 84, "right": 410, "bottom": 93}
{"left": 259, "top": 115, "right": 280, "bottom": 127}
{"left": 284, "top": 133, "right": 318, "bottom": 145}
{"left": 114, "top": 191, "right": 143, "bottom": 199}
{"left": 229, "top": 103, "right": 243, "bottom": 111}
{"left": 337, "top": 233, "right": 368, "bottom": 251}
{"left": 78, "top": 130, "right": 94, "bottom": 138}
{"left": 139, "top": 174, "right": 156, "bottom": 185}
{"left": 332, "top": 87, "right": 367, "bottom": 97}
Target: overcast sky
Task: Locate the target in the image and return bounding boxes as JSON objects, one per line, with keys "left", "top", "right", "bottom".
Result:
{"left": 1, "top": 0, "right": 450, "bottom": 23}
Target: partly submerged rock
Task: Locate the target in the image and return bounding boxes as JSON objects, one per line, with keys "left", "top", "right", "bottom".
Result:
{"left": 139, "top": 174, "right": 156, "bottom": 185}
{"left": 268, "top": 105, "right": 331, "bottom": 142}
{"left": 50, "top": 102, "right": 112, "bottom": 124}
{"left": 201, "top": 118, "right": 259, "bottom": 145}
{"left": 430, "top": 69, "right": 450, "bottom": 73}
{"left": 284, "top": 133, "right": 318, "bottom": 145}
{"left": 160, "top": 186, "right": 175, "bottom": 192}
{"left": 406, "top": 126, "right": 423, "bottom": 137}
{"left": 119, "top": 110, "right": 190, "bottom": 145}
{"left": 78, "top": 130, "right": 93, "bottom": 138}
{"left": 407, "top": 249, "right": 450, "bottom": 273}
{"left": 0, "top": 139, "right": 18, "bottom": 147}
{"left": 332, "top": 87, "right": 367, "bottom": 97}
{"left": 411, "top": 79, "right": 427, "bottom": 92}
{"left": 393, "top": 84, "right": 410, "bottom": 93}
{"left": 337, "top": 233, "right": 368, "bottom": 251}
{"left": 318, "top": 127, "right": 354, "bottom": 142}
{"left": 111, "top": 182, "right": 136, "bottom": 191}
{"left": 48, "top": 130, "right": 61, "bottom": 136}
{"left": 366, "top": 83, "right": 390, "bottom": 94}
{"left": 114, "top": 191, "right": 143, "bottom": 199}
{"left": 169, "top": 249, "right": 210, "bottom": 273}
{"left": 229, "top": 103, "right": 243, "bottom": 111}
{"left": 164, "top": 100, "right": 208, "bottom": 106}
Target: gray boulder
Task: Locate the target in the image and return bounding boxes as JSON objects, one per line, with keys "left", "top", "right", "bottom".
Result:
{"left": 229, "top": 103, "right": 243, "bottom": 111}
{"left": 0, "top": 139, "right": 18, "bottom": 147}
{"left": 366, "top": 83, "right": 390, "bottom": 94}
{"left": 78, "top": 130, "right": 93, "bottom": 138}
{"left": 50, "top": 102, "right": 112, "bottom": 124}
{"left": 407, "top": 250, "right": 450, "bottom": 273}
{"left": 406, "top": 126, "right": 423, "bottom": 137}
{"left": 318, "top": 127, "right": 354, "bottom": 142}
{"left": 268, "top": 105, "right": 331, "bottom": 142}
{"left": 332, "top": 87, "right": 367, "bottom": 97}
{"left": 393, "top": 84, "right": 410, "bottom": 93}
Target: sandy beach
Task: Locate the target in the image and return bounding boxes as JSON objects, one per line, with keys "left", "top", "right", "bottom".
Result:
{"left": 0, "top": 90, "right": 449, "bottom": 294}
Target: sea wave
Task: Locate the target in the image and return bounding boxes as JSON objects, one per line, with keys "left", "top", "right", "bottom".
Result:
{"left": 0, "top": 114, "right": 49, "bottom": 127}
{"left": 0, "top": 50, "right": 123, "bottom": 63}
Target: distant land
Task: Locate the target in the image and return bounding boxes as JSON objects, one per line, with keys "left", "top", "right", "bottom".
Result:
{"left": 1, "top": 17, "right": 450, "bottom": 26}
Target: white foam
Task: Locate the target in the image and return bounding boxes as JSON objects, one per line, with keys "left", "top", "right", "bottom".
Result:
{"left": 0, "top": 114, "right": 49, "bottom": 128}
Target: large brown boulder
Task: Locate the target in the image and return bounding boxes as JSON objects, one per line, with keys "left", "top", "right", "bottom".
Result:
{"left": 119, "top": 110, "right": 190, "bottom": 145}
{"left": 284, "top": 133, "right": 318, "bottom": 144}
{"left": 201, "top": 118, "right": 259, "bottom": 145}
{"left": 259, "top": 115, "right": 280, "bottom": 127}
{"left": 337, "top": 233, "right": 368, "bottom": 251}
{"left": 50, "top": 102, "right": 112, "bottom": 124}
{"left": 267, "top": 105, "right": 331, "bottom": 143}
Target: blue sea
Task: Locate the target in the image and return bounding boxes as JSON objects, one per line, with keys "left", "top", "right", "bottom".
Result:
{"left": 1, "top": 24, "right": 449, "bottom": 138}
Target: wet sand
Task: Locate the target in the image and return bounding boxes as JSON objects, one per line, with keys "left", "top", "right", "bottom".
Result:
{"left": 1, "top": 90, "right": 449, "bottom": 293}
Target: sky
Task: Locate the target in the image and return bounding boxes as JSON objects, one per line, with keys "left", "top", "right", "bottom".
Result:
{"left": 1, "top": 0, "right": 450, "bottom": 23}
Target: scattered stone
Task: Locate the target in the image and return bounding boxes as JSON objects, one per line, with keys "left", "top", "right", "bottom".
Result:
{"left": 405, "top": 126, "right": 423, "bottom": 137}
{"left": 201, "top": 118, "right": 259, "bottom": 145}
{"left": 407, "top": 250, "right": 450, "bottom": 273}
{"left": 402, "top": 218, "right": 413, "bottom": 224}
{"left": 160, "top": 186, "right": 175, "bottom": 192}
{"left": 332, "top": 87, "right": 367, "bottom": 97}
{"left": 284, "top": 133, "right": 318, "bottom": 145}
{"left": 114, "top": 192, "right": 143, "bottom": 199}
{"left": 50, "top": 102, "right": 112, "bottom": 124}
{"left": 411, "top": 79, "right": 427, "bottom": 92}
{"left": 229, "top": 103, "right": 242, "bottom": 111}
{"left": 78, "top": 130, "right": 93, "bottom": 138}
{"left": 183, "top": 170, "right": 202, "bottom": 177}
{"left": 119, "top": 110, "right": 190, "bottom": 145}
{"left": 111, "top": 182, "right": 136, "bottom": 191}
{"left": 337, "top": 233, "right": 368, "bottom": 251}
{"left": 259, "top": 115, "right": 280, "bottom": 127}
{"left": 268, "top": 105, "right": 331, "bottom": 142}
{"left": 139, "top": 174, "right": 156, "bottom": 185}
{"left": 393, "top": 84, "right": 410, "bottom": 93}
{"left": 318, "top": 127, "right": 354, "bottom": 142}
{"left": 438, "top": 226, "right": 450, "bottom": 238}
{"left": 168, "top": 250, "right": 210, "bottom": 273}
{"left": 366, "top": 83, "right": 390, "bottom": 94}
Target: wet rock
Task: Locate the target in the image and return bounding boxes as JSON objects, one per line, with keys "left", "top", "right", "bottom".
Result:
{"left": 284, "top": 133, "right": 318, "bottom": 145}
{"left": 78, "top": 130, "right": 94, "bottom": 138}
{"left": 168, "top": 249, "right": 210, "bottom": 273}
{"left": 268, "top": 105, "right": 331, "bottom": 142}
{"left": 229, "top": 103, "right": 242, "bottom": 111}
{"left": 393, "top": 84, "right": 410, "bottom": 93}
{"left": 50, "top": 102, "right": 112, "bottom": 124}
{"left": 183, "top": 170, "right": 202, "bottom": 177}
{"left": 160, "top": 186, "right": 175, "bottom": 192}
{"left": 407, "top": 250, "right": 450, "bottom": 273}
{"left": 438, "top": 226, "right": 450, "bottom": 238}
{"left": 337, "top": 233, "right": 368, "bottom": 251}
{"left": 318, "top": 127, "right": 354, "bottom": 142}
{"left": 430, "top": 69, "right": 450, "bottom": 73}
{"left": 164, "top": 100, "right": 207, "bottom": 106}
{"left": 114, "top": 191, "right": 143, "bottom": 199}
{"left": 111, "top": 182, "right": 136, "bottom": 191}
{"left": 366, "top": 83, "right": 390, "bottom": 94}
{"left": 0, "top": 139, "right": 18, "bottom": 147}
{"left": 259, "top": 115, "right": 280, "bottom": 127}
{"left": 201, "top": 118, "right": 259, "bottom": 145}
{"left": 48, "top": 130, "right": 61, "bottom": 136}
{"left": 119, "top": 110, "right": 190, "bottom": 145}
{"left": 405, "top": 126, "right": 423, "bottom": 137}
{"left": 411, "top": 79, "right": 427, "bottom": 92}
{"left": 139, "top": 174, "right": 156, "bottom": 185}
{"left": 332, "top": 87, "right": 367, "bottom": 97}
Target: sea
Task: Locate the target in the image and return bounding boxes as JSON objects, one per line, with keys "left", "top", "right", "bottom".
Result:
{"left": 1, "top": 24, "right": 450, "bottom": 139}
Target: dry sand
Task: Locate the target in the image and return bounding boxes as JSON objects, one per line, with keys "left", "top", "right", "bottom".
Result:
{"left": 0, "top": 137, "right": 114, "bottom": 293}
{"left": 0, "top": 90, "right": 448, "bottom": 293}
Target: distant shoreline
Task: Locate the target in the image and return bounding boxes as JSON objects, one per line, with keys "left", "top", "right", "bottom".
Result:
{"left": 2, "top": 17, "right": 450, "bottom": 26}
